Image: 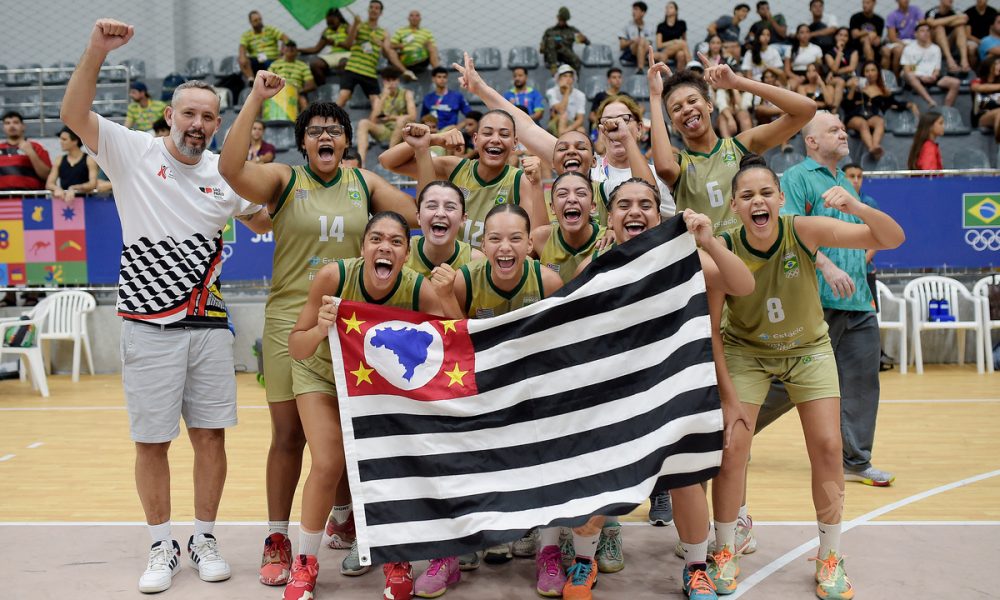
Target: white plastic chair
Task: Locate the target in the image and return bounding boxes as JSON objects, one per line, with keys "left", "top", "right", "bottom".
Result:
{"left": 0, "top": 299, "right": 51, "bottom": 397}
{"left": 38, "top": 290, "right": 96, "bottom": 382}
{"left": 875, "top": 281, "right": 907, "bottom": 374}
{"left": 902, "top": 276, "right": 989, "bottom": 374}
{"left": 972, "top": 275, "right": 1000, "bottom": 372}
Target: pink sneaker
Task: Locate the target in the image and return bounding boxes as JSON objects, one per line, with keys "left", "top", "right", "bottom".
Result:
{"left": 326, "top": 511, "right": 356, "bottom": 549}
{"left": 413, "top": 556, "right": 460, "bottom": 598}
{"left": 535, "top": 545, "right": 566, "bottom": 597}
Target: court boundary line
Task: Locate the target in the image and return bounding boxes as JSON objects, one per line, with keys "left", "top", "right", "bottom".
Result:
{"left": 729, "top": 467, "right": 1000, "bottom": 598}
{"left": 2, "top": 520, "right": 998, "bottom": 527}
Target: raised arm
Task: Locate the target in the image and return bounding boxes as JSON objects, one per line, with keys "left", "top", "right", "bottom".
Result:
{"left": 62, "top": 19, "right": 135, "bottom": 152}
{"left": 646, "top": 47, "right": 680, "bottom": 185}
{"left": 289, "top": 266, "right": 343, "bottom": 360}
{"left": 684, "top": 209, "right": 754, "bottom": 296}
{"left": 453, "top": 52, "right": 558, "bottom": 161}
{"left": 218, "top": 71, "right": 291, "bottom": 208}
{"left": 378, "top": 125, "right": 462, "bottom": 180}
{"left": 518, "top": 155, "right": 548, "bottom": 234}
{"left": 794, "top": 186, "right": 905, "bottom": 252}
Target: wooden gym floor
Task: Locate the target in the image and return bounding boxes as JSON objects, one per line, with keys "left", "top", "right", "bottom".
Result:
{"left": 1, "top": 366, "right": 997, "bottom": 599}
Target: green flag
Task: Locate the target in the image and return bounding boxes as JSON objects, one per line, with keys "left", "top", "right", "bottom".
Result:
{"left": 279, "top": 0, "right": 356, "bottom": 30}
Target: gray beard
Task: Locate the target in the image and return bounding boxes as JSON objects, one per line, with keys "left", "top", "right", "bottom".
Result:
{"left": 171, "top": 129, "right": 205, "bottom": 158}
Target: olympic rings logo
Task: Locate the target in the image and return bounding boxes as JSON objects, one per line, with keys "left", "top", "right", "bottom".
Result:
{"left": 964, "top": 229, "right": 1000, "bottom": 252}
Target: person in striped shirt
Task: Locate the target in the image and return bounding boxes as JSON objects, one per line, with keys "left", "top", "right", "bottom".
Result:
{"left": 302, "top": 8, "right": 352, "bottom": 85}
{"left": 336, "top": 1, "right": 414, "bottom": 108}
{"left": 268, "top": 41, "right": 316, "bottom": 112}
{"left": 238, "top": 10, "right": 289, "bottom": 82}
{"left": 390, "top": 10, "right": 440, "bottom": 72}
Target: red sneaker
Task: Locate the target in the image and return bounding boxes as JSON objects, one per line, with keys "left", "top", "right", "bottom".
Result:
{"left": 283, "top": 554, "right": 319, "bottom": 600}
{"left": 326, "top": 511, "right": 356, "bottom": 549}
{"left": 260, "top": 533, "right": 293, "bottom": 586}
{"left": 383, "top": 561, "right": 413, "bottom": 600}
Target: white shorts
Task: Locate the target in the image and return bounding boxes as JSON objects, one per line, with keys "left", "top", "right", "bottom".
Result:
{"left": 121, "top": 320, "right": 237, "bottom": 443}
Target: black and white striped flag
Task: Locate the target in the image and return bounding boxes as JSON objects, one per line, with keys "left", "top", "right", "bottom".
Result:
{"left": 329, "top": 215, "right": 723, "bottom": 566}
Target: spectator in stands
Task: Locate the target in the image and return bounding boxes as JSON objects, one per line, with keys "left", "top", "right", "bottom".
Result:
{"left": 966, "top": 0, "right": 999, "bottom": 66}
{"left": 797, "top": 62, "right": 839, "bottom": 111}
{"left": 267, "top": 41, "right": 315, "bottom": 112}
{"left": 722, "top": 38, "right": 744, "bottom": 69}
{"left": 972, "top": 57, "right": 1000, "bottom": 141}
{"left": 589, "top": 67, "right": 632, "bottom": 126}
{"left": 356, "top": 67, "right": 417, "bottom": 166}
{"left": 742, "top": 27, "right": 784, "bottom": 84}
{"left": 341, "top": 146, "right": 362, "bottom": 168}
{"left": 420, "top": 66, "right": 469, "bottom": 131}
{"left": 850, "top": 0, "right": 886, "bottom": 63}
{"left": 706, "top": 4, "right": 751, "bottom": 44}
{"left": 654, "top": 2, "right": 690, "bottom": 67}
{"left": 786, "top": 23, "right": 825, "bottom": 89}
{"left": 926, "top": 0, "right": 972, "bottom": 73}
{"left": 842, "top": 61, "right": 916, "bottom": 158}
{"left": 45, "top": 126, "right": 98, "bottom": 203}
{"left": 503, "top": 67, "right": 546, "bottom": 123}
{"left": 979, "top": 13, "right": 1000, "bottom": 63}
{"left": 715, "top": 81, "right": 754, "bottom": 137}
{"left": 124, "top": 82, "right": 167, "bottom": 131}
{"left": 703, "top": 34, "right": 726, "bottom": 66}
{"left": 747, "top": 1, "right": 789, "bottom": 47}
{"left": 247, "top": 120, "right": 276, "bottom": 163}
{"left": 390, "top": 10, "right": 440, "bottom": 75}
{"left": 752, "top": 70, "right": 785, "bottom": 124}
{"left": 807, "top": 0, "right": 840, "bottom": 51}
{"left": 901, "top": 23, "right": 961, "bottom": 107}
{"left": 825, "top": 27, "right": 860, "bottom": 106}
{"left": 301, "top": 8, "right": 351, "bottom": 86}
{"left": 457, "top": 110, "right": 481, "bottom": 158}
{"left": 152, "top": 118, "right": 170, "bottom": 137}
{"left": 238, "top": 10, "right": 289, "bottom": 82}
{"left": 336, "top": 1, "right": 413, "bottom": 107}
{"left": 546, "top": 64, "right": 587, "bottom": 135}
{"left": 540, "top": 6, "right": 589, "bottom": 74}
{"left": 883, "top": 0, "right": 924, "bottom": 73}
{"left": 0, "top": 110, "right": 51, "bottom": 190}
{"left": 619, "top": 1, "right": 655, "bottom": 74}
{"left": 907, "top": 110, "right": 944, "bottom": 169}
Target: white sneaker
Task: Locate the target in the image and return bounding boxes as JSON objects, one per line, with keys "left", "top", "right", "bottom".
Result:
{"left": 512, "top": 528, "right": 538, "bottom": 557}
{"left": 187, "top": 534, "right": 232, "bottom": 582}
{"left": 138, "top": 539, "right": 181, "bottom": 593}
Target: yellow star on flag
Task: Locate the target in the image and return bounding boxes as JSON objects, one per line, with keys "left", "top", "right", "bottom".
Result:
{"left": 350, "top": 361, "right": 374, "bottom": 385}
{"left": 342, "top": 312, "right": 365, "bottom": 335}
{"left": 440, "top": 320, "right": 458, "bottom": 334}
{"left": 444, "top": 362, "right": 468, "bottom": 387}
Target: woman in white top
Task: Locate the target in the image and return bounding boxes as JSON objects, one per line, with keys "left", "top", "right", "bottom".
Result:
{"left": 784, "top": 24, "right": 824, "bottom": 89}
{"left": 741, "top": 28, "right": 784, "bottom": 84}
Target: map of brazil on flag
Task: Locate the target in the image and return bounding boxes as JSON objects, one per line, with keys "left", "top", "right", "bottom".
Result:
{"left": 329, "top": 216, "right": 724, "bottom": 566}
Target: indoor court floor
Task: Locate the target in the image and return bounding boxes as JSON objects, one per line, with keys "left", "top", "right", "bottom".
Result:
{"left": 2, "top": 366, "right": 997, "bottom": 599}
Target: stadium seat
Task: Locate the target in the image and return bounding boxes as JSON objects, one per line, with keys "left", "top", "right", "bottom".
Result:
{"left": 0, "top": 298, "right": 51, "bottom": 397}
{"left": 947, "top": 148, "right": 990, "bottom": 169}
{"left": 38, "top": 290, "right": 96, "bottom": 383}
{"left": 860, "top": 150, "right": 901, "bottom": 171}
{"left": 42, "top": 94, "right": 61, "bottom": 120}
{"left": 120, "top": 58, "right": 146, "bottom": 81}
{"left": 216, "top": 56, "right": 241, "bottom": 77}
{"left": 582, "top": 44, "right": 614, "bottom": 68}
{"left": 439, "top": 48, "right": 464, "bottom": 69}
{"left": 93, "top": 91, "right": 122, "bottom": 117}
{"left": 972, "top": 275, "right": 1000, "bottom": 371}
{"left": 185, "top": 56, "right": 214, "bottom": 80}
{"left": 12, "top": 63, "right": 41, "bottom": 86}
{"left": 160, "top": 73, "right": 187, "bottom": 101}
{"left": 875, "top": 281, "right": 908, "bottom": 374}
{"left": 43, "top": 62, "right": 74, "bottom": 85}
{"left": 882, "top": 69, "right": 901, "bottom": 94}
{"left": 472, "top": 47, "right": 502, "bottom": 71}
{"left": 348, "top": 92, "right": 371, "bottom": 110}
{"left": 903, "top": 275, "right": 989, "bottom": 374}
{"left": 507, "top": 46, "right": 540, "bottom": 70}
{"left": 886, "top": 110, "right": 917, "bottom": 135}
{"left": 623, "top": 75, "right": 649, "bottom": 100}
{"left": 315, "top": 83, "right": 340, "bottom": 103}
{"left": 0, "top": 65, "right": 7, "bottom": 86}
{"left": 17, "top": 92, "right": 41, "bottom": 119}
{"left": 768, "top": 149, "right": 804, "bottom": 174}
{"left": 938, "top": 106, "right": 970, "bottom": 135}
{"left": 235, "top": 87, "right": 251, "bottom": 110}
{"left": 264, "top": 120, "right": 296, "bottom": 152}
{"left": 101, "top": 61, "right": 126, "bottom": 82}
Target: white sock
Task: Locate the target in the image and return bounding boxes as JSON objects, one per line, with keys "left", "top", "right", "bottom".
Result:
{"left": 738, "top": 504, "right": 749, "bottom": 521}
{"left": 817, "top": 521, "right": 842, "bottom": 558}
{"left": 193, "top": 519, "right": 214, "bottom": 541}
{"left": 714, "top": 520, "right": 737, "bottom": 552}
{"left": 148, "top": 521, "right": 171, "bottom": 544}
{"left": 604, "top": 516, "right": 620, "bottom": 527}
{"left": 572, "top": 532, "right": 599, "bottom": 561}
{"left": 682, "top": 537, "right": 709, "bottom": 565}
{"left": 268, "top": 520, "right": 289, "bottom": 536}
{"left": 297, "top": 526, "right": 323, "bottom": 557}
{"left": 332, "top": 503, "right": 352, "bottom": 524}
{"left": 539, "top": 527, "right": 560, "bottom": 549}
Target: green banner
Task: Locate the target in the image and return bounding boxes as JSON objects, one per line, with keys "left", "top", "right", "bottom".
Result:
{"left": 279, "top": 0, "right": 357, "bottom": 29}
{"left": 963, "top": 193, "right": 1000, "bottom": 228}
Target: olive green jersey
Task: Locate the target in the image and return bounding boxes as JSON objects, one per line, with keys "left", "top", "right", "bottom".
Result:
{"left": 460, "top": 258, "right": 545, "bottom": 318}
{"left": 721, "top": 215, "right": 830, "bottom": 357}
{"left": 266, "top": 166, "right": 371, "bottom": 320}
{"left": 674, "top": 137, "right": 748, "bottom": 234}
{"left": 538, "top": 221, "right": 604, "bottom": 284}
{"left": 405, "top": 235, "right": 475, "bottom": 277}
{"left": 448, "top": 159, "right": 522, "bottom": 249}
{"left": 545, "top": 180, "right": 608, "bottom": 227}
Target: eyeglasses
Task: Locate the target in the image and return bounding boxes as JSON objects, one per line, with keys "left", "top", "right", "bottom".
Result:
{"left": 599, "top": 114, "right": 634, "bottom": 125}
{"left": 305, "top": 125, "right": 345, "bottom": 138}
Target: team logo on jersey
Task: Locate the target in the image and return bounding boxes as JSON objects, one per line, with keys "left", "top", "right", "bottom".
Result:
{"left": 495, "top": 189, "right": 510, "bottom": 205}
{"left": 294, "top": 188, "right": 308, "bottom": 201}
{"left": 722, "top": 151, "right": 737, "bottom": 166}
{"left": 546, "top": 263, "right": 560, "bottom": 273}
{"left": 156, "top": 164, "right": 174, "bottom": 180}
{"left": 348, "top": 188, "right": 363, "bottom": 208}
{"left": 782, "top": 251, "right": 800, "bottom": 278}
{"left": 523, "top": 295, "right": 540, "bottom": 305}
{"left": 199, "top": 186, "right": 225, "bottom": 201}
{"left": 475, "top": 308, "right": 495, "bottom": 318}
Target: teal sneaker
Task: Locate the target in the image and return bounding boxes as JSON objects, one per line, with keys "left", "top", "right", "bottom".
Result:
{"left": 682, "top": 563, "right": 718, "bottom": 600}
{"left": 707, "top": 546, "right": 739, "bottom": 595}
{"left": 595, "top": 525, "right": 624, "bottom": 573}
{"left": 810, "top": 551, "right": 854, "bottom": 599}
{"left": 340, "top": 539, "right": 371, "bottom": 576}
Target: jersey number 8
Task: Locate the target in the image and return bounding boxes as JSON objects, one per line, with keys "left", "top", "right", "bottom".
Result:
{"left": 766, "top": 297, "right": 785, "bottom": 323}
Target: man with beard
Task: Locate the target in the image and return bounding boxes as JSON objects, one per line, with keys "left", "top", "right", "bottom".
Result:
{"left": 61, "top": 18, "right": 271, "bottom": 594}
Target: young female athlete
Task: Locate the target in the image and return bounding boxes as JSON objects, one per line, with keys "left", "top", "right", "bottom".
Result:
{"left": 705, "top": 154, "right": 903, "bottom": 599}
{"left": 405, "top": 180, "right": 485, "bottom": 278}
{"left": 532, "top": 171, "right": 605, "bottom": 284}
{"left": 218, "top": 70, "right": 420, "bottom": 587}
{"left": 282, "top": 211, "right": 461, "bottom": 600}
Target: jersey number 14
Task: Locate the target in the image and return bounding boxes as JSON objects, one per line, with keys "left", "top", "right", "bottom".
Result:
{"left": 318, "top": 215, "right": 345, "bottom": 242}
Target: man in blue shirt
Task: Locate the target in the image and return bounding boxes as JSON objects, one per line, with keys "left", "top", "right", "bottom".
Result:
{"left": 502, "top": 67, "right": 545, "bottom": 123}
{"left": 762, "top": 112, "right": 895, "bottom": 487}
{"left": 420, "top": 66, "right": 469, "bottom": 130}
